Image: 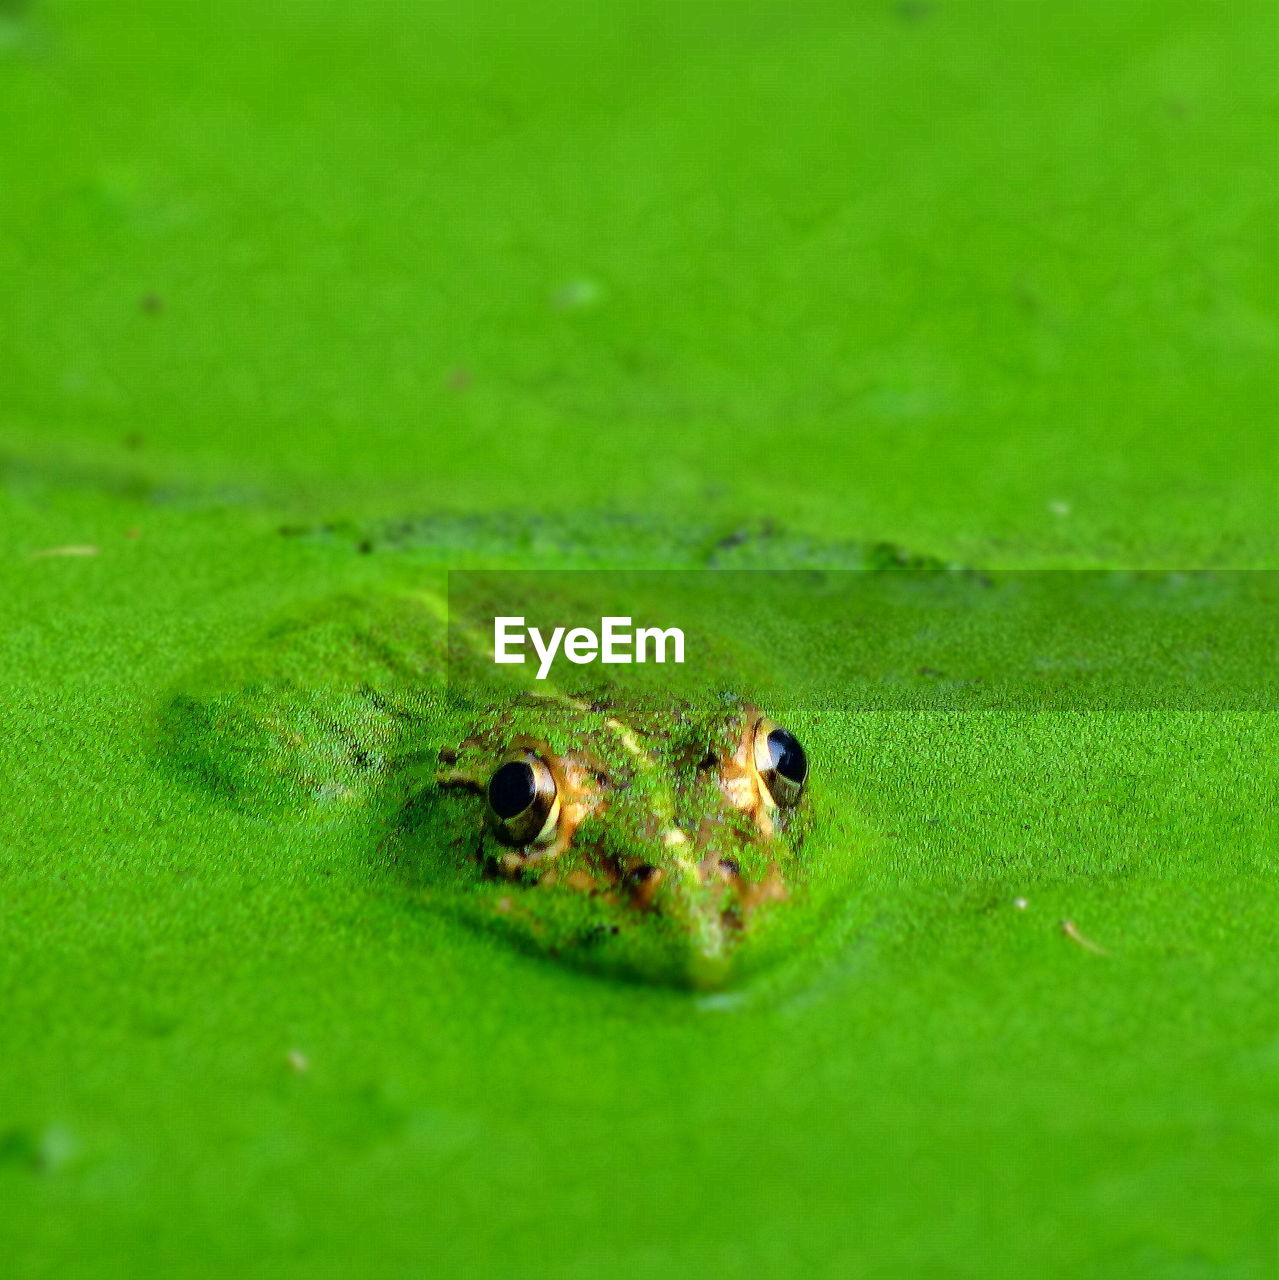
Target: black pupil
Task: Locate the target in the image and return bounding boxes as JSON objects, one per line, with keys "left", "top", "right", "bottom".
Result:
{"left": 766, "top": 728, "right": 807, "bottom": 783}
{"left": 488, "top": 761, "right": 536, "bottom": 819}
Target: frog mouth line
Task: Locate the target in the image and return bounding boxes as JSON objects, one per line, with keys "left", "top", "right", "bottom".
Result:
{"left": 473, "top": 830, "right": 790, "bottom": 923}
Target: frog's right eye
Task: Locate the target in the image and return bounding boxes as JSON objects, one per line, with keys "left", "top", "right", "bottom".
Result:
{"left": 751, "top": 718, "right": 808, "bottom": 809}
{"left": 486, "top": 753, "right": 560, "bottom": 847}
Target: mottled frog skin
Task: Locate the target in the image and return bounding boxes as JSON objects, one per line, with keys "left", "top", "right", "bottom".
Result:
{"left": 428, "top": 687, "right": 809, "bottom": 983}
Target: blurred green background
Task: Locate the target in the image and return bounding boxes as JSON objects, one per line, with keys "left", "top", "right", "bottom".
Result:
{"left": 4, "top": 0, "right": 1275, "bottom": 561}
{"left": 2, "top": 1, "right": 1276, "bottom": 1276}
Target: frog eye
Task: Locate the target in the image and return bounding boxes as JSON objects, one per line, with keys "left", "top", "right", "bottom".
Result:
{"left": 486, "top": 752, "right": 560, "bottom": 847}
{"left": 752, "top": 718, "right": 808, "bottom": 808}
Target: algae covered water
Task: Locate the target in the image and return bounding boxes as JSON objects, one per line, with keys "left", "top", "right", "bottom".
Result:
{"left": 2, "top": 1, "right": 1276, "bottom": 1276}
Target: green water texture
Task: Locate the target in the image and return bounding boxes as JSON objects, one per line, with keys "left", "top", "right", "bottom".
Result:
{"left": 2, "top": 1, "right": 1277, "bottom": 1276}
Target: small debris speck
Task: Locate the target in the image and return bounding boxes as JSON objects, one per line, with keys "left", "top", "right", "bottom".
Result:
{"left": 32, "top": 545, "right": 99, "bottom": 559}
{"left": 447, "top": 367, "right": 472, "bottom": 391}
{"left": 1048, "top": 500, "right": 1072, "bottom": 518}
{"left": 36, "top": 1125, "right": 79, "bottom": 1173}
{"left": 286, "top": 1049, "right": 309, "bottom": 1073}
{"left": 1061, "top": 918, "right": 1107, "bottom": 955}
{"left": 697, "top": 990, "right": 749, "bottom": 1013}
{"left": 551, "top": 277, "right": 603, "bottom": 311}
{"left": 140, "top": 293, "right": 164, "bottom": 315}
{"left": 124, "top": 527, "right": 141, "bottom": 540}
{"left": 1013, "top": 896, "right": 1029, "bottom": 910}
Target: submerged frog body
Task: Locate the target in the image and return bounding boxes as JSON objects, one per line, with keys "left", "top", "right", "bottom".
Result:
{"left": 164, "top": 583, "right": 823, "bottom": 988}
{"left": 427, "top": 688, "right": 810, "bottom": 986}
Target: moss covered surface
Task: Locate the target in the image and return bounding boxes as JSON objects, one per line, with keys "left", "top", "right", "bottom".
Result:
{"left": 2, "top": 1, "right": 1277, "bottom": 1276}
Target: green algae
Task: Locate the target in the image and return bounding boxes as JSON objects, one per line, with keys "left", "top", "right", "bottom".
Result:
{"left": 2, "top": 0, "right": 1277, "bottom": 1275}
{"left": 5, "top": 493, "right": 1279, "bottom": 1279}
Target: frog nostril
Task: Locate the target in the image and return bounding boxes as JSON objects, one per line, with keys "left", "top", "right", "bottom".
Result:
{"left": 626, "top": 862, "right": 664, "bottom": 909}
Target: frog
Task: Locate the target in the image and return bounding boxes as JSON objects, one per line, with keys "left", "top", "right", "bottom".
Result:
{"left": 423, "top": 685, "right": 811, "bottom": 986}
{"left": 163, "top": 556, "right": 836, "bottom": 988}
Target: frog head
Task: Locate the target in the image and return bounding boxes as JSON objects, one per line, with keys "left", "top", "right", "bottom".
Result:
{"left": 432, "top": 689, "right": 810, "bottom": 986}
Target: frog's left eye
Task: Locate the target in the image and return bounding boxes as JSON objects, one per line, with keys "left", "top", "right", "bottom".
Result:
{"left": 752, "top": 718, "right": 808, "bottom": 808}
{"left": 486, "top": 752, "right": 560, "bottom": 847}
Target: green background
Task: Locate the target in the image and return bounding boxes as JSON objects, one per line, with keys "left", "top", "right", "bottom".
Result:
{"left": 2, "top": 1, "right": 1276, "bottom": 1275}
